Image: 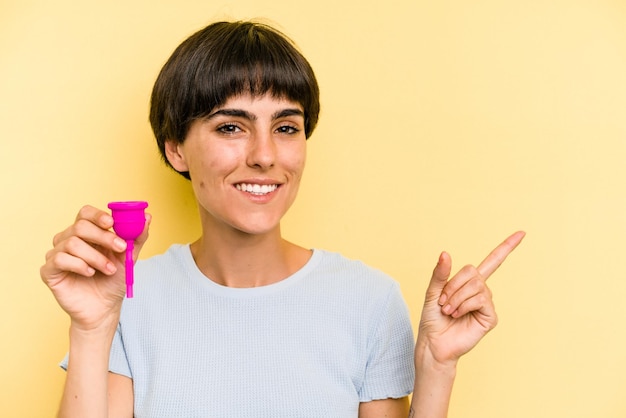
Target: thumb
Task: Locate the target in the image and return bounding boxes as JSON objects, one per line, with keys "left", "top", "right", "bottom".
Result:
{"left": 425, "top": 252, "right": 452, "bottom": 301}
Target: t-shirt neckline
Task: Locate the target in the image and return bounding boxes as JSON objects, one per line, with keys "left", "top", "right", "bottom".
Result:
{"left": 179, "top": 244, "right": 323, "bottom": 297}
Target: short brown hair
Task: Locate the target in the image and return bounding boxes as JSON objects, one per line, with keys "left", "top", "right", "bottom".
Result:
{"left": 149, "top": 21, "right": 320, "bottom": 179}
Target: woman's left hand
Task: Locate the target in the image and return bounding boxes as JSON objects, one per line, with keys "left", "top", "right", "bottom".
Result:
{"left": 416, "top": 231, "right": 526, "bottom": 367}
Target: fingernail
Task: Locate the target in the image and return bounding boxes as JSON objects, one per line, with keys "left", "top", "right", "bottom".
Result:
{"left": 86, "top": 267, "right": 95, "bottom": 276}
{"left": 102, "top": 214, "right": 114, "bottom": 227}
{"left": 443, "top": 304, "right": 452, "bottom": 315}
{"left": 106, "top": 262, "right": 117, "bottom": 274}
{"left": 438, "top": 294, "right": 447, "bottom": 306}
{"left": 114, "top": 238, "right": 127, "bottom": 251}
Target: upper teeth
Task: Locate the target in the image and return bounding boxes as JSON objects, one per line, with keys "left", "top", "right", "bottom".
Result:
{"left": 236, "top": 183, "right": 278, "bottom": 195}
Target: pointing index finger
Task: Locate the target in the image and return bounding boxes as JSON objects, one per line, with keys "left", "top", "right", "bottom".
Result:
{"left": 477, "top": 231, "right": 526, "bottom": 279}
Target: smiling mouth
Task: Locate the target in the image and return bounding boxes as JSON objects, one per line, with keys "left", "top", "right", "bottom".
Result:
{"left": 235, "top": 183, "right": 279, "bottom": 195}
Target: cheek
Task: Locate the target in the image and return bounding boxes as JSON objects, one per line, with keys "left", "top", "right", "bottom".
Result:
{"left": 189, "top": 145, "right": 239, "bottom": 179}
{"left": 286, "top": 145, "right": 307, "bottom": 176}
{"left": 293, "top": 159, "right": 306, "bottom": 179}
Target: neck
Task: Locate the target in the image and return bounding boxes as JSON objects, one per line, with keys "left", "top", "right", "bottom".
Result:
{"left": 190, "top": 222, "right": 311, "bottom": 288}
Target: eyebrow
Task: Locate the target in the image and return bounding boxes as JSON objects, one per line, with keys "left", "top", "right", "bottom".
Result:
{"left": 205, "top": 107, "right": 304, "bottom": 121}
{"left": 273, "top": 108, "right": 305, "bottom": 120}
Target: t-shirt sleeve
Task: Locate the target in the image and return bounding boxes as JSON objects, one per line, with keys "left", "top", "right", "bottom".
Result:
{"left": 109, "top": 323, "right": 132, "bottom": 378}
{"left": 359, "top": 282, "right": 415, "bottom": 401}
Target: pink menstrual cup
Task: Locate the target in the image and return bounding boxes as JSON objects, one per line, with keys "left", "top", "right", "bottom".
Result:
{"left": 107, "top": 201, "right": 148, "bottom": 298}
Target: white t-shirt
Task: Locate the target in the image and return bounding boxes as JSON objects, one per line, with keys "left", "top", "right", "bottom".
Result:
{"left": 65, "top": 244, "right": 415, "bottom": 417}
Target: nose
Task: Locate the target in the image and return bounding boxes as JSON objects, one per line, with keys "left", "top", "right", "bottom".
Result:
{"left": 246, "top": 131, "right": 276, "bottom": 169}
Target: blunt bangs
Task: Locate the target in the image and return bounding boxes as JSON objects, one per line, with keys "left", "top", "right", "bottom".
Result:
{"left": 202, "top": 23, "right": 319, "bottom": 128}
{"left": 150, "top": 21, "right": 320, "bottom": 178}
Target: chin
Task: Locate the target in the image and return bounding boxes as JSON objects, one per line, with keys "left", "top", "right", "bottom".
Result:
{"left": 230, "top": 217, "right": 283, "bottom": 236}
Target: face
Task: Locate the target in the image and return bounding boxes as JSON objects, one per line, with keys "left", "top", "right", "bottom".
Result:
{"left": 165, "top": 93, "right": 307, "bottom": 236}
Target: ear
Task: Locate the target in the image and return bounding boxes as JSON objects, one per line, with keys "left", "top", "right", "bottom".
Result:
{"left": 164, "top": 140, "right": 189, "bottom": 172}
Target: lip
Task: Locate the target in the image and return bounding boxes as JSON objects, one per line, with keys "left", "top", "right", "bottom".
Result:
{"left": 234, "top": 177, "right": 283, "bottom": 186}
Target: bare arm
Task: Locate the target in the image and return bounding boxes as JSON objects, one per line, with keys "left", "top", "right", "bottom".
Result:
{"left": 409, "top": 349, "right": 456, "bottom": 418}
{"left": 107, "top": 373, "right": 134, "bottom": 418}
{"left": 41, "top": 205, "right": 148, "bottom": 417}
{"left": 59, "top": 323, "right": 120, "bottom": 417}
{"left": 359, "top": 397, "right": 410, "bottom": 417}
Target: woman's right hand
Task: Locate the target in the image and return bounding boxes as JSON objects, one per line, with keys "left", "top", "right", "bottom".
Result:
{"left": 40, "top": 205, "right": 150, "bottom": 332}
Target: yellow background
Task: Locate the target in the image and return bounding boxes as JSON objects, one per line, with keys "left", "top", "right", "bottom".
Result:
{"left": 1, "top": 0, "right": 625, "bottom": 416}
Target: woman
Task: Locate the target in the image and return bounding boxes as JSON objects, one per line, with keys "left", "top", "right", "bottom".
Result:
{"left": 41, "top": 21, "right": 524, "bottom": 417}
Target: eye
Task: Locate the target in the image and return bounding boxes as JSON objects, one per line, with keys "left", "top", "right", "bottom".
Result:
{"left": 216, "top": 123, "right": 242, "bottom": 134}
{"left": 275, "top": 124, "right": 300, "bottom": 135}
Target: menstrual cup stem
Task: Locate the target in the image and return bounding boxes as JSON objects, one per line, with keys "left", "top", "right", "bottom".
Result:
{"left": 125, "top": 240, "right": 134, "bottom": 298}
